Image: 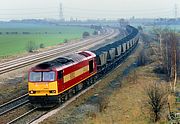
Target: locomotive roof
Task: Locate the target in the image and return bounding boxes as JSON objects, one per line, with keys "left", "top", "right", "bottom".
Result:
{"left": 34, "top": 52, "right": 91, "bottom": 70}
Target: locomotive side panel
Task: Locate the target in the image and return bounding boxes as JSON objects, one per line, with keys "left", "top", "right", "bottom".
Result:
{"left": 59, "top": 57, "right": 97, "bottom": 94}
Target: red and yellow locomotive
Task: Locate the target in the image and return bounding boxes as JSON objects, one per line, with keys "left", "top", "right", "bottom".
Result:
{"left": 28, "top": 51, "right": 97, "bottom": 106}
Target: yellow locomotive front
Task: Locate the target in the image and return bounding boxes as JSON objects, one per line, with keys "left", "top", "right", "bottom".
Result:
{"left": 28, "top": 68, "right": 59, "bottom": 106}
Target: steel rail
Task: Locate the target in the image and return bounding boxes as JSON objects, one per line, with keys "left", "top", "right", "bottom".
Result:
{"left": 7, "top": 107, "right": 37, "bottom": 124}
{"left": 0, "top": 94, "right": 28, "bottom": 116}
{"left": 0, "top": 100, "right": 29, "bottom": 116}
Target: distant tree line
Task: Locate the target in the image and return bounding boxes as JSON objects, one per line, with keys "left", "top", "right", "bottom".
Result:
{"left": 90, "top": 25, "right": 102, "bottom": 30}
{"left": 0, "top": 32, "right": 62, "bottom": 35}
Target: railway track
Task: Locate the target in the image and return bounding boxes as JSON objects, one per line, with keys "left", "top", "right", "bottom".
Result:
{"left": 0, "top": 94, "right": 28, "bottom": 116}
{"left": 0, "top": 28, "right": 118, "bottom": 75}
{"left": 0, "top": 94, "right": 33, "bottom": 124}
{"left": 7, "top": 107, "right": 38, "bottom": 124}
{"left": 0, "top": 93, "right": 46, "bottom": 124}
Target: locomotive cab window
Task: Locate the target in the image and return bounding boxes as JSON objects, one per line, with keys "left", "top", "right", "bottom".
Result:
{"left": 89, "top": 60, "right": 94, "bottom": 73}
{"left": 58, "top": 70, "right": 63, "bottom": 79}
{"left": 29, "top": 72, "right": 41, "bottom": 82}
{"left": 43, "top": 71, "right": 55, "bottom": 81}
{"left": 29, "top": 71, "right": 55, "bottom": 82}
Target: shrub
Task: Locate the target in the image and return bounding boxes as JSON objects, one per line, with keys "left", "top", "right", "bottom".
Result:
{"left": 64, "top": 39, "right": 68, "bottom": 43}
{"left": 93, "top": 31, "right": 98, "bottom": 35}
{"left": 144, "top": 82, "right": 169, "bottom": 122}
{"left": 82, "top": 31, "right": 90, "bottom": 38}
{"left": 39, "top": 43, "right": 45, "bottom": 48}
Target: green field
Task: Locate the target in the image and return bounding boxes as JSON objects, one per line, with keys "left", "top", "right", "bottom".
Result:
{"left": 0, "top": 24, "right": 94, "bottom": 57}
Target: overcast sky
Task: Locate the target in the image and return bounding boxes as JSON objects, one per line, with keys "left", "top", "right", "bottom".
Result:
{"left": 0, "top": 0, "right": 179, "bottom": 21}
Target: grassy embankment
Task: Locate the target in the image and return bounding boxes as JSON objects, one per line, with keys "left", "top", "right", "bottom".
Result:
{"left": 84, "top": 64, "right": 171, "bottom": 124}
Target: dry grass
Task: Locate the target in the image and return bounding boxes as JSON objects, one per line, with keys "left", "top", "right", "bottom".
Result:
{"left": 83, "top": 63, "right": 170, "bottom": 124}
{"left": 82, "top": 38, "right": 180, "bottom": 124}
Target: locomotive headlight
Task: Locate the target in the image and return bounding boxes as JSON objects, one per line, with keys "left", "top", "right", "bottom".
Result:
{"left": 49, "top": 90, "right": 56, "bottom": 93}
{"left": 29, "top": 90, "right": 36, "bottom": 94}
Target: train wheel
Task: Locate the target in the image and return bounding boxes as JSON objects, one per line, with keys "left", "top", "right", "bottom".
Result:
{"left": 58, "top": 96, "right": 63, "bottom": 104}
{"left": 68, "top": 89, "right": 73, "bottom": 98}
{"left": 85, "top": 79, "right": 90, "bottom": 86}
{"left": 77, "top": 83, "right": 83, "bottom": 91}
{"left": 64, "top": 93, "right": 68, "bottom": 101}
{"left": 89, "top": 78, "right": 93, "bottom": 84}
{"left": 72, "top": 88, "right": 76, "bottom": 94}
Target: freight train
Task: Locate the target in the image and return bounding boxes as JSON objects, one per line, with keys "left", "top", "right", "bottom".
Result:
{"left": 28, "top": 25, "right": 139, "bottom": 107}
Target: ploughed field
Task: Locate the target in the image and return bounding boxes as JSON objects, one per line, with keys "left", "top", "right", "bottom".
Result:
{"left": 0, "top": 23, "right": 93, "bottom": 57}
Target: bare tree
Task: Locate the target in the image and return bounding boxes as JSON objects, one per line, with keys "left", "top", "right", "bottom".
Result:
{"left": 161, "top": 30, "right": 171, "bottom": 76}
{"left": 169, "top": 32, "right": 178, "bottom": 92}
{"left": 161, "top": 31, "right": 178, "bottom": 92}
{"left": 144, "top": 82, "right": 169, "bottom": 122}
{"left": 152, "top": 26, "right": 163, "bottom": 54}
{"left": 152, "top": 28, "right": 178, "bottom": 92}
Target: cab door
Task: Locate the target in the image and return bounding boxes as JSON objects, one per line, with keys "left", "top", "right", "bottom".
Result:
{"left": 89, "top": 60, "right": 94, "bottom": 73}
{"left": 57, "top": 70, "right": 63, "bottom": 93}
